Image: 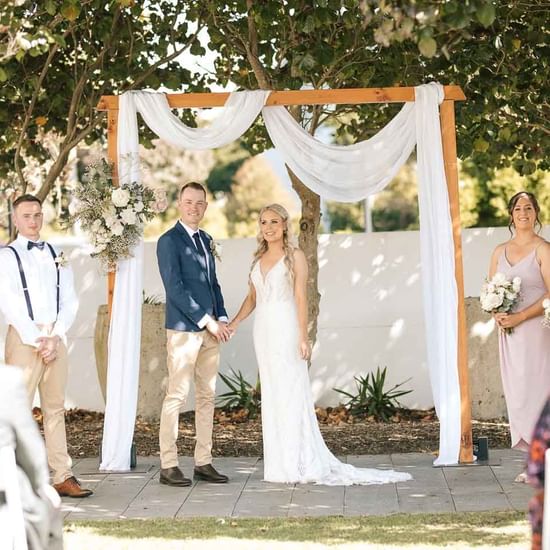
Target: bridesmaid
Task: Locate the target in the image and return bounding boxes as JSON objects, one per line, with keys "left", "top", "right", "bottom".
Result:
{"left": 488, "top": 191, "right": 550, "bottom": 482}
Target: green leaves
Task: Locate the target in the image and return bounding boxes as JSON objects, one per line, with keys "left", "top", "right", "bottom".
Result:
{"left": 217, "top": 368, "right": 261, "bottom": 419}
{"left": 45, "top": 0, "right": 57, "bottom": 16}
{"left": 418, "top": 37, "right": 437, "bottom": 58}
{"left": 476, "top": 3, "right": 496, "bottom": 28}
{"left": 334, "top": 367, "right": 412, "bottom": 422}
{"left": 60, "top": 1, "right": 80, "bottom": 21}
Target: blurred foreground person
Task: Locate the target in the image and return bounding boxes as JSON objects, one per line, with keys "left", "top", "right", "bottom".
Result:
{"left": 0, "top": 364, "right": 63, "bottom": 550}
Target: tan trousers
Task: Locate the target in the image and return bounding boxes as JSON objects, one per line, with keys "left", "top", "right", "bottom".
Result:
{"left": 4, "top": 325, "right": 73, "bottom": 485}
{"left": 159, "top": 329, "right": 220, "bottom": 468}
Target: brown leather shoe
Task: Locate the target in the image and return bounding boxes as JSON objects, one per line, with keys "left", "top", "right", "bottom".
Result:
{"left": 193, "top": 463, "right": 228, "bottom": 483}
{"left": 53, "top": 476, "right": 93, "bottom": 498}
{"left": 159, "top": 466, "right": 192, "bottom": 487}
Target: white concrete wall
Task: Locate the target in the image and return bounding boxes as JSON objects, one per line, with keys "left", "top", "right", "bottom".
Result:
{"left": 1, "top": 225, "right": 548, "bottom": 412}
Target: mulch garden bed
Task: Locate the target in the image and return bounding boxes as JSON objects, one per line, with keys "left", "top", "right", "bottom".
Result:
{"left": 34, "top": 406, "right": 512, "bottom": 459}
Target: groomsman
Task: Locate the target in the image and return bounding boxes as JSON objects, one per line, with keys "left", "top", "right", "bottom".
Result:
{"left": 0, "top": 194, "right": 92, "bottom": 498}
{"left": 157, "top": 182, "right": 231, "bottom": 486}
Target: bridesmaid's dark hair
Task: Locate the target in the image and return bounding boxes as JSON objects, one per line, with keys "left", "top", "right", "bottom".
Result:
{"left": 507, "top": 191, "right": 542, "bottom": 235}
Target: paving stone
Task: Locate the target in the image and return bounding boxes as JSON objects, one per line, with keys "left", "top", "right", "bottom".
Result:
{"left": 443, "top": 465, "right": 501, "bottom": 495}
{"left": 344, "top": 483, "right": 399, "bottom": 516}
{"left": 288, "top": 484, "right": 345, "bottom": 517}
{"left": 452, "top": 491, "right": 511, "bottom": 512}
{"left": 59, "top": 450, "right": 531, "bottom": 519}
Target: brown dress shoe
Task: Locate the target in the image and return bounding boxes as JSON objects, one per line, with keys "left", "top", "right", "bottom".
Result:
{"left": 53, "top": 476, "right": 93, "bottom": 498}
{"left": 159, "top": 466, "right": 192, "bottom": 487}
{"left": 193, "top": 463, "right": 228, "bottom": 483}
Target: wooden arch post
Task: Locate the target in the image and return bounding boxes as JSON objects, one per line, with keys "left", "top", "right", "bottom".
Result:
{"left": 97, "top": 85, "right": 472, "bottom": 463}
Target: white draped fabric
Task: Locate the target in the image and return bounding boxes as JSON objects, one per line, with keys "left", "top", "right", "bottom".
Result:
{"left": 262, "top": 102, "right": 416, "bottom": 202}
{"left": 101, "top": 83, "right": 461, "bottom": 470}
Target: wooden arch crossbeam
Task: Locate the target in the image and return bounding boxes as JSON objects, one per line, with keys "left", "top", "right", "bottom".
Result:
{"left": 96, "top": 85, "right": 472, "bottom": 463}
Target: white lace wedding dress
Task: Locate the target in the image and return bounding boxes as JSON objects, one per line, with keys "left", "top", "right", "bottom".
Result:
{"left": 251, "top": 257, "right": 412, "bottom": 485}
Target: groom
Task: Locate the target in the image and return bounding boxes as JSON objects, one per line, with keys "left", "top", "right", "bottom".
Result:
{"left": 157, "top": 182, "right": 231, "bottom": 487}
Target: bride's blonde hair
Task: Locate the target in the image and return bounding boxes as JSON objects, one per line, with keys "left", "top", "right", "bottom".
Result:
{"left": 251, "top": 204, "right": 296, "bottom": 280}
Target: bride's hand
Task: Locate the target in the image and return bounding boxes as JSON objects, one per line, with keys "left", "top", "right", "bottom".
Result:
{"left": 299, "top": 340, "right": 311, "bottom": 361}
{"left": 227, "top": 320, "right": 239, "bottom": 335}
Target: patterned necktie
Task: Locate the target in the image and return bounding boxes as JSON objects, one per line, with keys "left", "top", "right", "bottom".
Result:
{"left": 27, "top": 240, "right": 45, "bottom": 251}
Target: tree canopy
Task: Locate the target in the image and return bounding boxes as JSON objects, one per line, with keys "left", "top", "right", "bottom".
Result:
{"left": 0, "top": 0, "right": 206, "bottom": 201}
{"left": 193, "top": 1, "right": 547, "bottom": 175}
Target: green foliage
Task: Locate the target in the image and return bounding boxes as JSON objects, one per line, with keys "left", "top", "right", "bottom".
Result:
{"left": 460, "top": 165, "right": 550, "bottom": 228}
{"left": 224, "top": 155, "right": 297, "bottom": 238}
{"left": 207, "top": 142, "right": 250, "bottom": 196}
{"left": 217, "top": 368, "right": 261, "bottom": 419}
{"left": 142, "top": 292, "right": 163, "bottom": 305}
{"left": 326, "top": 201, "right": 365, "bottom": 232}
{"left": 334, "top": 367, "right": 412, "bottom": 422}
{"left": 194, "top": 1, "right": 548, "bottom": 176}
{"left": 0, "top": 1, "right": 208, "bottom": 200}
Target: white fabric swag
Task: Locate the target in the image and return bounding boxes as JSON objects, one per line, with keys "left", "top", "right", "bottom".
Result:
{"left": 100, "top": 83, "right": 460, "bottom": 471}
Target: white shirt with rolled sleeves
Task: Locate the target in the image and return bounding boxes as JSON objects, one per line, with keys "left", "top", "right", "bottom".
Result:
{"left": 0, "top": 236, "right": 78, "bottom": 347}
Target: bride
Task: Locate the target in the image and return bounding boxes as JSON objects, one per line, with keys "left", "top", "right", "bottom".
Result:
{"left": 229, "top": 204, "right": 412, "bottom": 486}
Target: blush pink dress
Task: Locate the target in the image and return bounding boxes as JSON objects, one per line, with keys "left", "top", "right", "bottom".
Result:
{"left": 497, "top": 245, "right": 550, "bottom": 451}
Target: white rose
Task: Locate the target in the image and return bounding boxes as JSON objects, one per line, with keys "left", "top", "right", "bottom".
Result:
{"left": 505, "top": 291, "right": 517, "bottom": 301}
{"left": 104, "top": 215, "right": 118, "bottom": 229}
{"left": 120, "top": 208, "right": 137, "bottom": 225}
{"left": 91, "top": 219, "right": 103, "bottom": 232}
{"left": 491, "top": 272, "right": 507, "bottom": 286}
{"left": 512, "top": 277, "right": 521, "bottom": 292}
{"left": 111, "top": 188, "right": 130, "bottom": 208}
{"left": 134, "top": 201, "right": 144, "bottom": 213}
{"left": 543, "top": 299, "right": 550, "bottom": 309}
{"left": 481, "top": 293, "right": 503, "bottom": 312}
{"left": 110, "top": 221, "right": 124, "bottom": 236}
{"left": 68, "top": 199, "right": 81, "bottom": 216}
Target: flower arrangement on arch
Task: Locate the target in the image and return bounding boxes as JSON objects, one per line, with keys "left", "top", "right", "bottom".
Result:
{"left": 69, "top": 159, "right": 167, "bottom": 271}
{"left": 479, "top": 272, "right": 522, "bottom": 334}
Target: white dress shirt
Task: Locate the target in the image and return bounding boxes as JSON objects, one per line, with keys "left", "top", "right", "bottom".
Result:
{"left": 178, "top": 221, "right": 227, "bottom": 328}
{"left": 0, "top": 236, "right": 78, "bottom": 347}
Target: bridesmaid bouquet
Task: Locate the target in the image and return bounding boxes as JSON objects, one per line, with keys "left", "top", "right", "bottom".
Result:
{"left": 543, "top": 299, "right": 550, "bottom": 328}
{"left": 479, "top": 272, "right": 522, "bottom": 334}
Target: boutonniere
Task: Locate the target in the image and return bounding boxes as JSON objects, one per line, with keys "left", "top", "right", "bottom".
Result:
{"left": 54, "top": 252, "right": 69, "bottom": 268}
{"left": 209, "top": 239, "right": 222, "bottom": 261}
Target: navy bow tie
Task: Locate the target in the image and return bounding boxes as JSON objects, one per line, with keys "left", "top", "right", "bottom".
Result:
{"left": 27, "top": 240, "right": 45, "bottom": 251}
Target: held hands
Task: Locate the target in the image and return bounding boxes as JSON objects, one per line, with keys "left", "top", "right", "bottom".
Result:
{"left": 227, "top": 320, "right": 239, "bottom": 335}
{"left": 206, "top": 319, "right": 233, "bottom": 343}
{"left": 493, "top": 311, "right": 525, "bottom": 331}
{"left": 36, "top": 335, "right": 61, "bottom": 364}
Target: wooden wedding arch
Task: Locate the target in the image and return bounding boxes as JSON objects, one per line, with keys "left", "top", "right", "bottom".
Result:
{"left": 97, "top": 85, "right": 472, "bottom": 462}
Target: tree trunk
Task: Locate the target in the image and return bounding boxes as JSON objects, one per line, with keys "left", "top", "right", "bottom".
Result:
{"left": 287, "top": 167, "right": 321, "bottom": 349}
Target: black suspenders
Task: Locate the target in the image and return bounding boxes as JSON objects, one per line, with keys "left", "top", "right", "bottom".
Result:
{"left": 7, "top": 244, "right": 60, "bottom": 321}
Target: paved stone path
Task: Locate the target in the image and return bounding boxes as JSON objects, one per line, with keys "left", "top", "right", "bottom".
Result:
{"left": 61, "top": 449, "right": 531, "bottom": 520}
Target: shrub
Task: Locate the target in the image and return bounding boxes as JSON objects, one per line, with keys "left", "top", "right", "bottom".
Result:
{"left": 334, "top": 366, "right": 412, "bottom": 422}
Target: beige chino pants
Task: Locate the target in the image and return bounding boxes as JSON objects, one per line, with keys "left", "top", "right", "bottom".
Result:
{"left": 4, "top": 325, "right": 73, "bottom": 485}
{"left": 159, "top": 329, "right": 220, "bottom": 469}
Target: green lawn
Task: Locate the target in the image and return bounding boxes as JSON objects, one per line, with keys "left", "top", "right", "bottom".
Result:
{"left": 64, "top": 511, "right": 530, "bottom": 549}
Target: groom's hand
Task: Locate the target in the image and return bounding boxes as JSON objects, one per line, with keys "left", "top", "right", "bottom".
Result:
{"left": 206, "top": 320, "right": 232, "bottom": 343}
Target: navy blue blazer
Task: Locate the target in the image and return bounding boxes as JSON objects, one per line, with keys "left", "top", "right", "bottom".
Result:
{"left": 157, "top": 222, "right": 227, "bottom": 332}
